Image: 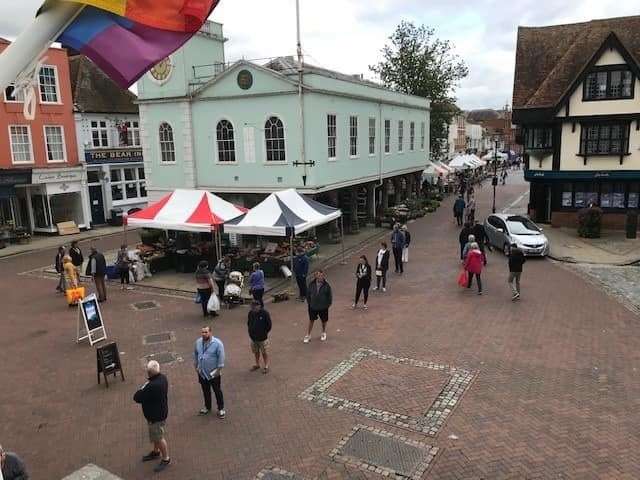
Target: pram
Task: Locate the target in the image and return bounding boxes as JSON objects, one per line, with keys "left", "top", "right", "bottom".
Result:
{"left": 223, "top": 271, "right": 244, "bottom": 308}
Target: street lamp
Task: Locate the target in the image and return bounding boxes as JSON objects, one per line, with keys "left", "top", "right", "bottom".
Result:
{"left": 492, "top": 139, "right": 499, "bottom": 214}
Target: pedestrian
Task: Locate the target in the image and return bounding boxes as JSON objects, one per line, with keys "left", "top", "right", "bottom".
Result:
{"left": 453, "top": 195, "right": 466, "bottom": 226}
{"left": 459, "top": 223, "right": 473, "bottom": 260}
{"left": 116, "top": 244, "right": 133, "bottom": 290}
{"left": 472, "top": 219, "right": 489, "bottom": 264}
{"left": 466, "top": 196, "right": 476, "bottom": 224}
{"left": 63, "top": 255, "right": 79, "bottom": 290}
{"left": 303, "top": 270, "right": 332, "bottom": 343}
{"left": 508, "top": 244, "right": 526, "bottom": 301}
{"left": 133, "top": 360, "right": 171, "bottom": 473}
{"left": 401, "top": 225, "right": 411, "bottom": 264}
{"left": 390, "top": 223, "right": 405, "bottom": 274}
{"left": 249, "top": 262, "right": 265, "bottom": 307}
{"left": 0, "top": 444, "right": 28, "bottom": 480}
{"left": 69, "top": 240, "right": 83, "bottom": 270}
{"left": 373, "top": 242, "right": 390, "bottom": 292}
{"left": 213, "top": 256, "right": 230, "bottom": 300}
{"left": 54, "top": 246, "right": 66, "bottom": 293}
{"left": 352, "top": 255, "right": 371, "bottom": 309}
{"left": 86, "top": 245, "right": 107, "bottom": 302}
{"left": 195, "top": 260, "right": 217, "bottom": 318}
{"left": 247, "top": 300, "right": 272, "bottom": 373}
{"left": 293, "top": 247, "right": 309, "bottom": 301}
{"left": 464, "top": 242, "right": 484, "bottom": 295}
{"left": 194, "top": 326, "right": 225, "bottom": 418}
{"left": 462, "top": 234, "right": 476, "bottom": 260}
{"left": 467, "top": 186, "right": 475, "bottom": 203}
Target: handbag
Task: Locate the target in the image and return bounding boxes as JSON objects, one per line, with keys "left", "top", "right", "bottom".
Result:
{"left": 457, "top": 269, "right": 468, "bottom": 288}
{"left": 66, "top": 287, "right": 86, "bottom": 306}
{"left": 375, "top": 269, "right": 383, "bottom": 277}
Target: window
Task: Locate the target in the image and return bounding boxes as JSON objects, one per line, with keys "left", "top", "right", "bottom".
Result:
{"left": 110, "top": 166, "right": 147, "bottom": 201}
{"left": 398, "top": 120, "right": 404, "bottom": 152}
{"left": 368, "top": 118, "right": 376, "bottom": 155}
{"left": 585, "top": 68, "right": 633, "bottom": 100}
{"left": 327, "top": 114, "right": 336, "bottom": 159}
{"left": 629, "top": 183, "right": 640, "bottom": 209}
{"left": 216, "top": 120, "right": 236, "bottom": 162}
{"left": 9, "top": 125, "right": 33, "bottom": 163}
{"left": 44, "top": 126, "right": 66, "bottom": 162}
{"left": 599, "top": 182, "right": 626, "bottom": 208}
{"left": 159, "top": 122, "right": 176, "bottom": 163}
{"left": 91, "top": 121, "right": 109, "bottom": 148}
{"left": 580, "top": 123, "right": 629, "bottom": 155}
{"left": 561, "top": 183, "right": 573, "bottom": 207}
{"left": 384, "top": 119, "right": 391, "bottom": 153}
{"left": 409, "top": 122, "right": 415, "bottom": 151}
{"left": 420, "top": 122, "right": 426, "bottom": 150}
{"left": 524, "top": 127, "right": 553, "bottom": 150}
{"left": 349, "top": 115, "right": 358, "bottom": 157}
{"left": 125, "top": 121, "right": 140, "bottom": 146}
{"left": 264, "top": 116, "right": 286, "bottom": 162}
{"left": 4, "top": 84, "right": 24, "bottom": 103}
{"left": 38, "top": 65, "right": 59, "bottom": 103}
{"left": 574, "top": 183, "right": 598, "bottom": 208}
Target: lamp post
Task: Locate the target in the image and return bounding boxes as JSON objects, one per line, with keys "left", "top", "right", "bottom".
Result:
{"left": 492, "top": 139, "right": 499, "bottom": 214}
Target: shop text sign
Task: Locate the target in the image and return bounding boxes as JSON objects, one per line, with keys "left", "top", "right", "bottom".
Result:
{"left": 86, "top": 148, "right": 143, "bottom": 164}
{"left": 35, "top": 170, "right": 83, "bottom": 183}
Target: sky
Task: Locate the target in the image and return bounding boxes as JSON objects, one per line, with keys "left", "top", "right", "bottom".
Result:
{"left": 2, "top": 0, "right": 639, "bottom": 110}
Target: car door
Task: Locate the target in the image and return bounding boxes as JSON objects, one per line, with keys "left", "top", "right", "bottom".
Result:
{"left": 495, "top": 218, "right": 509, "bottom": 248}
{"left": 485, "top": 216, "right": 499, "bottom": 247}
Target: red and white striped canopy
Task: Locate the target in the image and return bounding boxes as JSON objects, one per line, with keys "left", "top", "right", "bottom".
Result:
{"left": 127, "top": 189, "right": 247, "bottom": 232}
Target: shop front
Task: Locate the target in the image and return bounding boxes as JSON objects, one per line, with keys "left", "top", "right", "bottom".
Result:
{"left": 0, "top": 169, "right": 32, "bottom": 243}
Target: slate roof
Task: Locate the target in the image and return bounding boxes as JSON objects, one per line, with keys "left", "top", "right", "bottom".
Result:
{"left": 466, "top": 109, "right": 501, "bottom": 122}
{"left": 513, "top": 16, "right": 640, "bottom": 110}
{"left": 265, "top": 56, "right": 381, "bottom": 88}
{"left": 69, "top": 55, "right": 138, "bottom": 114}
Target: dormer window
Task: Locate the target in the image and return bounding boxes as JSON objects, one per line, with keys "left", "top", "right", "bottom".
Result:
{"left": 584, "top": 67, "right": 633, "bottom": 100}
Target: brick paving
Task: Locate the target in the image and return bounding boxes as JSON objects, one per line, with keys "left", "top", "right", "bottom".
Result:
{"left": 2, "top": 173, "right": 640, "bottom": 479}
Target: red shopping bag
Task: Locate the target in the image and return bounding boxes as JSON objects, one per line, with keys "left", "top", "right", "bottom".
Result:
{"left": 457, "top": 270, "right": 468, "bottom": 288}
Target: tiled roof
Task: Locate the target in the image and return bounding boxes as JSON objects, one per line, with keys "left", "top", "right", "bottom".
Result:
{"left": 513, "top": 16, "right": 640, "bottom": 110}
{"left": 69, "top": 55, "right": 138, "bottom": 114}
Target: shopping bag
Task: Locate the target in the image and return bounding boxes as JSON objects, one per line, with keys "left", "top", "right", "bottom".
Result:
{"left": 194, "top": 292, "right": 202, "bottom": 304}
{"left": 375, "top": 269, "right": 383, "bottom": 277}
{"left": 402, "top": 247, "right": 409, "bottom": 263}
{"left": 207, "top": 292, "right": 220, "bottom": 312}
{"left": 66, "top": 287, "right": 86, "bottom": 305}
{"left": 457, "top": 270, "right": 468, "bottom": 288}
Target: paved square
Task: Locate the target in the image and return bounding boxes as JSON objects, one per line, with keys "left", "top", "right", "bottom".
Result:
{"left": 255, "top": 467, "right": 306, "bottom": 480}
{"left": 143, "top": 351, "right": 182, "bottom": 366}
{"left": 131, "top": 300, "right": 160, "bottom": 311}
{"left": 61, "top": 464, "right": 124, "bottom": 480}
{"left": 329, "top": 425, "right": 437, "bottom": 480}
{"left": 300, "top": 348, "right": 476, "bottom": 435}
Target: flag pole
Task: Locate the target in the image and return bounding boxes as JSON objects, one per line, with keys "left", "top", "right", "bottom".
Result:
{"left": 0, "top": 2, "right": 84, "bottom": 92}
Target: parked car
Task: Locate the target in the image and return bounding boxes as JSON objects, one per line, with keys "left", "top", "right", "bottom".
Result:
{"left": 484, "top": 214, "right": 549, "bottom": 256}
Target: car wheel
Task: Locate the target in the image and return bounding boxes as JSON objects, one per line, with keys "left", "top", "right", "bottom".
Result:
{"left": 503, "top": 243, "right": 511, "bottom": 256}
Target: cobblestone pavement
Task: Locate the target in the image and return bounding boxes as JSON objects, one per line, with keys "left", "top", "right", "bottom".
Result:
{"left": 3, "top": 174, "right": 640, "bottom": 480}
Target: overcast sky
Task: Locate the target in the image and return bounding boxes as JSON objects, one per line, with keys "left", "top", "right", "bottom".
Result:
{"left": 2, "top": 1, "right": 639, "bottom": 110}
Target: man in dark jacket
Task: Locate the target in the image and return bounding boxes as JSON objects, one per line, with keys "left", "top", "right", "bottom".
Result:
{"left": 1, "top": 445, "right": 29, "bottom": 480}
{"left": 472, "top": 220, "right": 489, "bottom": 265}
{"left": 459, "top": 223, "right": 473, "bottom": 260}
{"left": 453, "top": 196, "right": 466, "bottom": 226}
{"left": 247, "top": 300, "right": 272, "bottom": 373}
{"left": 292, "top": 248, "right": 309, "bottom": 301}
{"left": 508, "top": 245, "right": 526, "bottom": 301}
{"left": 86, "top": 245, "right": 107, "bottom": 302}
{"left": 390, "top": 224, "right": 406, "bottom": 274}
{"left": 134, "top": 360, "right": 170, "bottom": 473}
{"left": 69, "top": 240, "right": 84, "bottom": 269}
{"left": 304, "top": 270, "right": 332, "bottom": 343}
{"left": 55, "top": 246, "right": 66, "bottom": 293}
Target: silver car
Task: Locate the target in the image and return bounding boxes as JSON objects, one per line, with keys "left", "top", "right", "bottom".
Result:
{"left": 483, "top": 214, "right": 549, "bottom": 256}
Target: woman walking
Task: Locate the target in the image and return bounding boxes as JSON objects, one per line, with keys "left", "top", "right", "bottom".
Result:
{"left": 464, "top": 242, "right": 484, "bottom": 295}
{"left": 63, "top": 255, "right": 79, "bottom": 290}
{"left": 352, "top": 255, "right": 371, "bottom": 309}
{"left": 116, "top": 244, "right": 132, "bottom": 290}
{"left": 373, "top": 242, "right": 390, "bottom": 292}
{"left": 249, "top": 262, "right": 265, "bottom": 307}
{"left": 195, "top": 261, "right": 216, "bottom": 317}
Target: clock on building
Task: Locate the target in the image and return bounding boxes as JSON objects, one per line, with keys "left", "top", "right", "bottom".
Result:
{"left": 149, "top": 57, "right": 173, "bottom": 84}
{"left": 237, "top": 70, "right": 253, "bottom": 90}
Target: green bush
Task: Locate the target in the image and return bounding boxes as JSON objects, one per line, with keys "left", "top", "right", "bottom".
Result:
{"left": 577, "top": 206, "right": 603, "bottom": 238}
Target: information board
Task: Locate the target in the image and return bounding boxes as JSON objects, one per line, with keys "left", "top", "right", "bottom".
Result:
{"left": 77, "top": 294, "right": 107, "bottom": 346}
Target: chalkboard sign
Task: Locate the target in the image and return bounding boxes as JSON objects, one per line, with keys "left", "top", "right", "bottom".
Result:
{"left": 96, "top": 342, "right": 125, "bottom": 388}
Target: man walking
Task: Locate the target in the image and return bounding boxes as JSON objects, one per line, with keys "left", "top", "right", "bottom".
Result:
{"left": 55, "top": 246, "right": 66, "bottom": 293}
{"left": 293, "top": 248, "right": 309, "bottom": 301}
{"left": 133, "top": 360, "right": 170, "bottom": 473}
{"left": 390, "top": 224, "right": 406, "bottom": 274}
{"left": 1, "top": 444, "right": 29, "bottom": 480}
{"left": 194, "top": 326, "right": 225, "bottom": 418}
{"left": 453, "top": 195, "right": 466, "bottom": 226}
{"left": 69, "top": 240, "right": 83, "bottom": 270}
{"left": 472, "top": 220, "right": 489, "bottom": 265}
{"left": 508, "top": 244, "right": 526, "bottom": 301}
{"left": 303, "top": 270, "right": 333, "bottom": 343}
{"left": 86, "top": 245, "right": 107, "bottom": 302}
{"left": 401, "top": 225, "right": 411, "bottom": 265}
{"left": 248, "top": 300, "right": 272, "bottom": 374}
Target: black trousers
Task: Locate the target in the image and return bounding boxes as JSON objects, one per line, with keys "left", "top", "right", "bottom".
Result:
{"left": 119, "top": 267, "right": 129, "bottom": 284}
{"left": 198, "top": 374, "right": 224, "bottom": 411}
{"left": 295, "top": 275, "right": 307, "bottom": 298}
{"left": 460, "top": 242, "right": 466, "bottom": 260}
{"left": 355, "top": 279, "right": 370, "bottom": 304}
{"left": 252, "top": 288, "right": 264, "bottom": 307}
{"left": 376, "top": 271, "right": 387, "bottom": 289}
{"left": 392, "top": 247, "right": 403, "bottom": 273}
{"left": 467, "top": 272, "right": 482, "bottom": 292}
{"left": 455, "top": 213, "right": 463, "bottom": 226}
{"left": 215, "top": 280, "right": 225, "bottom": 299}
{"left": 198, "top": 288, "right": 212, "bottom": 317}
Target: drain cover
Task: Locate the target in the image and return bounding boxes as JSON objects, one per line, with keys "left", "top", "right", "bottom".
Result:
{"left": 143, "top": 332, "right": 174, "bottom": 345}
{"left": 132, "top": 301, "right": 160, "bottom": 311}
{"left": 145, "top": 352, "right": 180, "bottom": 365}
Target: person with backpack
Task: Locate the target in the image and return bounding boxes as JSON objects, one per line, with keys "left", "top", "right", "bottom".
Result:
{"left": 352, "top": 255, "right": 371, "bottom": 310}
{"left": 508, "top": 244, "right": 526, "bottom": 301}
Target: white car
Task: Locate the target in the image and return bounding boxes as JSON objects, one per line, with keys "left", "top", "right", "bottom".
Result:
{"left": 483, "top": 214, "right": 549, "bottom": 256}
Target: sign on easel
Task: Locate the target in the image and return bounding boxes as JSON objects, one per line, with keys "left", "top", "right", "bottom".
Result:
{"left": 77, "top": 294, "right": 107, "bottom": 346}
{"left": 97, "top": 342, "right": 124, "bottom": 388}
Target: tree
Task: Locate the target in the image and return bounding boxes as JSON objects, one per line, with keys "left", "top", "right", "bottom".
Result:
{"left": 370, "top": 21, "right": 468, "bottom": 160}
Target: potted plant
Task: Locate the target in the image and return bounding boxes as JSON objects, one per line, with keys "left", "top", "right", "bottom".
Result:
{"left": 577, "top": 205, "right": 603, "bottom": 238}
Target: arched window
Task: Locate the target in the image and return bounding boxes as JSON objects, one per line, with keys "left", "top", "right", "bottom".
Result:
{"left": 216, "top": 120, "right": 236, "bottom": 162}
{"left": 159, "top": 122, "right": 175, "bottom": 163}
{"left": 264, "top": 116, "right": 286, "bottom": 162}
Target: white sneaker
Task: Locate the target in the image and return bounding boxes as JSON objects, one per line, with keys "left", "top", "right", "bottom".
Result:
{"left": 303, "top": 335, "right": 310, "bottom": 343}
{"left": 351, "top": 303, "right": 356, "bottom": 309}
{"left": 372, "top": 286, "right": 378, "bottom": 291}
{"left": 382, "top": 287, "right": 387, "bottom": 292}
{"left": 320, "top": 332, "right": 327, "bottom": 341}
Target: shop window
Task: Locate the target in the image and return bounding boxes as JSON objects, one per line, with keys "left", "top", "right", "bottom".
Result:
{"left": 125, "top": 183, "right": 138, "bottom": 199}
{"left": 110, "top": 167, "right": 146, "bottom": 202}
{"left": 409, "top": 121, "right": 415, "bottom": 151}
{"left": 91, "top": 121, "right": 109, "bottom": 148}
{"left": 38, "top": 65, "right": 59, "bottom": 103}
{"left": 384, "top": 119, "right": 391, "bottom": 154}
{"left": 398, "top": 120, "right": 404, "bottom": 152}
{"left": 50, "top": 193, "right": 81, "bottom": 226}
{"left": 561, "top": 183, "right": 573, "bottom": 207}
{"left": 9, "top": 125, "right": 33, "bottom": 164}
{"left": 159, "top": 122, "right": 176, "bottom": 163}
{"left": 216, "top": 119, "right": 236, "bottom": 162}
{"left": 111, "top": 184, "right": 124, "bottom": 201}
{"left": 124, "top": 168, "right": 135, "bottom": 181}
{"left": 574, "top": 183, "right": 598, "bottom": 208}
{"left": 327, "top": 114, "right": 337, "bottom": 159}
{"left": 44, "top": 125, "right": 66, "bottom": 162}
{"left": 580, "top": 123, "right": 629, "bottom": 155}
{"left": 613, "top": 183, "right": 626, "bottom": 208}
{"left": 629, "top": 183, "right": 640, "bottom": 209}
{"left": 600, "top": 183, "right": 613, "bottom": 208}
{"left": 349, "top": 115, "right": 358, "bottom": 157}
{"left": 87, "top": 170, "right": 101, "bottom": 184}
{"left": 140, "top": 183, "right": 147, "bottom": 197}
{"left": 32, "top": 194, "right": 51, "bottom": 229}
{"left": 264, "top": 116, "right": 286, "bottom": 162}
{"left": 138, "top": 168, "right": 145, "bottom": 180}
{"left": 368, "top": 118, "right": 376, "bottom": 155}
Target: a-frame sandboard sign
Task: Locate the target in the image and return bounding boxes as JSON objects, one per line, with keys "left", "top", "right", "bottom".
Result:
{"left": 77, "top": 293, "right": 107, "bottom": 346}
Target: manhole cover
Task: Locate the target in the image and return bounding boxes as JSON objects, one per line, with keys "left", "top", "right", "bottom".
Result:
{"left": 143, "top": 332, "right": 174, "bottom": 345}
{"left": 145, "top": 352, "right": 180, "bottom": 365}
{"left": 132, "top": 301, "right": 160, "bottom": 311}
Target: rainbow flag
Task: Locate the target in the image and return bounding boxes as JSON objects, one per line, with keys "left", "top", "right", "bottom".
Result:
{"left": 38, "top": 0, "right": 220, "bottom": 87}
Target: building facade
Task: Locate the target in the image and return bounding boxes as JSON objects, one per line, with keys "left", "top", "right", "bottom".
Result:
{"left": 70, "top": 56, "right": 146, "bottom": 226}
{"left": 0, "top": 39, "right": 89, "bottom": 234}
{"left": 137, "top": 22, "right": 430, "bottom": 232}
{"left": 513, "top": 18, "right": 640, "bottom": 228}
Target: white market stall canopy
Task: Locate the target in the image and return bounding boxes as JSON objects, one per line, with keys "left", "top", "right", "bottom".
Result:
{"left": 449, "top": 154, "right": 484, "bottom": 170}
{"left": 127, "top": 189, "right": 247, "bottom": 232}
{"left": 224, "top": 189, "right": 342, "bottom": 237}
{"left": 482, "top": 150, "right": 508, "bottom": 162}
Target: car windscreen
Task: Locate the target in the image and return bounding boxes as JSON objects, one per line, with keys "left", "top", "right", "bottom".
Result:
{"left": 506, "top": 217, "right": 541, "bottom": 235}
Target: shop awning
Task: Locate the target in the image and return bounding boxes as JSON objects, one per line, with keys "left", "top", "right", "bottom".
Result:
{"left": 224, "top": 188, "right": 342, "bottom": 237}
{"left": 126, "top": 189, "right": 246, "bottom": 232}
{"left": 449, "top": 154, "right": 483, "bottom": 170}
